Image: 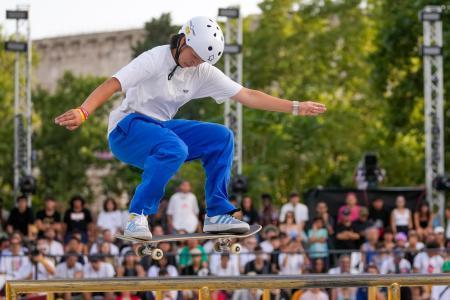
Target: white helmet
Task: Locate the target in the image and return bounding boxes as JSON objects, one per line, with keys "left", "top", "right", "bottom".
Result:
{"left": 179, "top": 16, "right": 225, "bottom": 65}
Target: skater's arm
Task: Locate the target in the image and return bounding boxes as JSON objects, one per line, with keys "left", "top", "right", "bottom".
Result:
{"left": 54, "top": 77, "right": 121, "bottom": 131}
{"left": 232, "top": 87, "right": 326, "bottom": 116}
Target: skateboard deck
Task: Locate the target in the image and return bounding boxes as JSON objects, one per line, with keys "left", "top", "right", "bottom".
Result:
{"left": 115, "top": 224, "right": 261, "bottom": 244}
{"left": 114, "top": 225, "right": 261, "bottom": 259}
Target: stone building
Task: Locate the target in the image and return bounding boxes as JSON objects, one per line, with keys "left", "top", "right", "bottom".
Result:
{"left": 33, "top": 29, "right": 145, "bottom": 91}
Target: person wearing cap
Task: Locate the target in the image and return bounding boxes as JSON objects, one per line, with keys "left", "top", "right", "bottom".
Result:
{"left": 55, "top": 16, "right": 327, "bottom": 239}
{"left": 431, "top": 261, "right": 450, "bottom": 300}
{"left": 434, "top": 226, "right": 446, "bottom": 249}
{"left": 335, "top": 207, "right": 360, "bottom": 251}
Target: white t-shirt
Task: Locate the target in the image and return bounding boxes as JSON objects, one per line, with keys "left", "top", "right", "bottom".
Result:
{"left": 108, "top": 45, "right": 242, "bottom": 135}
{"left": 300, "top": 290, "right": 329, "bottom": 300}
{"left": 379, "top": 257, "right": 411, "bottom": 274}
{"left": 147, "top": 265, "right": 178, "bottom": 277}
{"left": 31, "top": 260, "right": 56, "bottom": 280}
{"left": 278, "top": 253, "right": 305, "bottom": 275}
{"left": 167, "top": 192, "right": 199, "bottom": 233}
{"left": 279, "top": 202, "right": 309, "bottom": 224}
{"left": 414, "top": 252, "right": 444, "bottom": 274}
{"left": 432, "top": 285, "right": 450, "bottom": 300}
{"left": 96, "top": 210, "right": 123, "bottom": 234}
{"left": 83, "top": 262, "right": 115, "bottom": 278}
{"left": 55, "top": 262, "right": 84, "bottom": 279}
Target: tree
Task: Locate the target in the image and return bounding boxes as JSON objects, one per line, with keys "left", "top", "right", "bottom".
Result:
{"left": 33, "top": 72, "right": 114, "bottom": 201}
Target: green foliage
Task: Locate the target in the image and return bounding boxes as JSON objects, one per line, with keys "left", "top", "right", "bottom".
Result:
{"left": 32, "top": 72, "right": 113, "bottom": 202}
{"left": 0, "top": 30, "right": 15, "bottom": 202}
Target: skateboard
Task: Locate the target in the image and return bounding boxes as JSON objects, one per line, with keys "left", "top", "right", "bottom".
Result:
{"left": 114, "top": 224, "right": 262, "bottom": 260}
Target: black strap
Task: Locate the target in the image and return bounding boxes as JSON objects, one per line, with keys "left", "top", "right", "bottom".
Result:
{"left": 439, "top": 286, "right": 450, "bottom": 299}
{"left": 168, "top": 37, "right": 185, "bottom": 80}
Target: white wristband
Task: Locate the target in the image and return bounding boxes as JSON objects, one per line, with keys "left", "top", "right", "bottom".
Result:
{"left": 292, "top": 101, "right": 300, "bottom": 116}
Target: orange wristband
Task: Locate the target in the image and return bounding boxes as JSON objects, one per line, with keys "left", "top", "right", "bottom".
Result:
{"left": 76, "top": 108, "right": 86, "bottom": 122}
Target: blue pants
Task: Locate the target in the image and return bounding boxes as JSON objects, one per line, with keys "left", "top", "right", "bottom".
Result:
{"left": 108, "top": 113, "right": 237, "bottom": 217}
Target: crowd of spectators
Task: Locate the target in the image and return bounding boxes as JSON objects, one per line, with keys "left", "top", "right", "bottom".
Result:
{"left": 1, "top": 181, "right": 450, "bottom": 300}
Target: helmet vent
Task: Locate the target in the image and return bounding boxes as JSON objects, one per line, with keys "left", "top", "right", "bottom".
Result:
{"left": 208, "top": 46, "right": 213, "bottom": 51}
{"left": 214, "top": 33, "right": 217, "bottom": 37}
{"left": 218, "top": 51, "right": 222, "bottom": 56}
{"left": 207, "top": 24, "right": 212, "bottom": 27}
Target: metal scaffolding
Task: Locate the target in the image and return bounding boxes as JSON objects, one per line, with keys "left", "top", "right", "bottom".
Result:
{"left": 5, "top": 6, "right": 33, "bottom": 201}
{"left": 420, "top": 5, "right": 445, "bottom": 218}
{"left": 219, "top": 7, "right": 243, "bottom": 177}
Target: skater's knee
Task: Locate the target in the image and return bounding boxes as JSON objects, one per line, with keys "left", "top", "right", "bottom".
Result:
{"left": 158, "top": 139, "right": 188, "bottom": 162}
{"left": 213, "top": 124, "right": 234, "bottom": 142}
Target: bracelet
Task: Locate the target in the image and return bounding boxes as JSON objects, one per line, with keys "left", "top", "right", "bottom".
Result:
{"left": 292, "top": 101, "right": 300, "bottom": 116}
{"left": 78, "top": 106, "right": 89, "bottom": 120}
{"left": 75, "top": 108, "right": 86, "bottom": 122}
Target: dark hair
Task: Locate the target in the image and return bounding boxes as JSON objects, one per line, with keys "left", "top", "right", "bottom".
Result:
{"left": 261, "top": 193, "right": 272, "bottom": 201}
{"left": 16, "top": 195, "right": 27, "bottom": 203}
{"left": 170, "top": 33, "right": 184, "bottom": 49}
{"left": 289, "top": 192, "right": 300, "bottom": 199}
{"left": 44, "top": 196, "right": 56, "bottom": 202}
{"left": 70, "top": 195, "right": 85, "bottom": 208}
{"left": 103, "top": 197, "right": 117, "bottom": 211}
{"left": 417, "top": 202, "right": 430, "bottom": 219}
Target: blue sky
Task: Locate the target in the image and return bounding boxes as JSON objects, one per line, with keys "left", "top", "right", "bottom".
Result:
{"left": 0, "top": 0, "right": 261, "bottom": 39}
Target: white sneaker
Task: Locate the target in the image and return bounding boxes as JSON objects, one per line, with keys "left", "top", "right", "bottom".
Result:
{"left": 203, "top": 214, "right": 250, "bottom": 234}
{"left": 124, "top": 213, "right": 152, "bottom": 240}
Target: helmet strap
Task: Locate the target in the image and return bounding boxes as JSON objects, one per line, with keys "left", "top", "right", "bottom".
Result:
{"left": 168, "top": 36, "right": 186, "bottom": 80}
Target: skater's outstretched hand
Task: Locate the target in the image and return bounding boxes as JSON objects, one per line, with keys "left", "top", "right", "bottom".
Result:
{"left": 298, "top": 101, "right": 327, "bottom": 116}
{"left": 54, "top": 108, "right": 86, "bottom": 131}
{"left": 54, "top": 78, "right": 122, "bottom": 131}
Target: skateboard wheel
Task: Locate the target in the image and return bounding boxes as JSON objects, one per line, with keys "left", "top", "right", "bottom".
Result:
{"left": 230, "top": 243, "right": 241, "bottom": 254}
{"left": 214, "top": 242, "right": 222, "bottom": 253}
{"left": 136, "top": 245, "right": 149, "bottom": 257}
{"left": 152, "top": 248, "right": 164, "bottom": 260}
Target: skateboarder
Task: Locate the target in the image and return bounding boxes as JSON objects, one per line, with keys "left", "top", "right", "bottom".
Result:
{"left": 55, "top": 16, "right": 326, "bottom": 239}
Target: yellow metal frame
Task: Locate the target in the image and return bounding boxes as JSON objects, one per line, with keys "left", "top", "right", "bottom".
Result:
{"left": 6, "top": 274, "right": 450, "bottom": 300}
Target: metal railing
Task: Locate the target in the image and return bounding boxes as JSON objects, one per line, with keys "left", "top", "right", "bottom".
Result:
{"left": 6, "top": 274, "right": 450, "bottom": 300}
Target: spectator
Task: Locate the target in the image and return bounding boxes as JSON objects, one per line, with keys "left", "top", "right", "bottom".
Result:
{"left": 245, "top": 246, "right": 271, "bottom": 274}
{"left": 279, "top": 192, "right": 309, "bottom": 225}
{"left": 337, "top": 192, "right": 361, "bottom": 223}
{"left": 89, "top": 229, "right": 119, "bottom": 256}
{"left": 260, "top": 225, "right": 280, "bottom": 254}
{"left": 279, "top": 211, "right": 304, "bottom": 242}
{"left": 353, "top": 207, "right": 372, "bottom": 247}
{"left": 241, "top": 196, "right": 259, "bottom": 225}
{"left": 413, "top": 242, "right": 444, "bottom": 274}
{"left": 390, "top": 195, "right": 412, "bottom": 235}
{"left": 360, "top": 227, "right": 379, "bottom": 268}
{"left": 278, "top": 240, "right": 307, "bottom": 275}
{"left": 148, "top": 256, "right": 178, "bottom": 277}
{"left": 30, "top": 237, "right": 57, "bottom": 279}
{"left": 335, "top": 208, "right": 360, "bottom": 251}
{"left": 368, "top": 198, "right": 390, "bottom": 235}
{"left": 395, "top": 232, "right": 408, "bottom": 250}
{"left": 0, "top": 232, "right": 32, "bottom": 282}
{"left": 355, "top": 264, "right": 386, "bottom": 300}
{"left": 43, "top": 228, "right": 64, "bottom": 262}
{"left": 434, "top": 226, "right": 446, "bottom": 249}
{"left": 315, "top": 201, "right": 335, "bottom": 237}
{"left": 178, "top": 239, "right": 207, "bottom": 268}
{"left": 380, "top": 249, "right": 411, "bottom": 274}
{"left": 382, "top": 228, "right": 395, "bottom": 251}
{"left": 0, "top": 197, "right": 10, "bottom": 234}
{"left": 62, "top": 235, "right": 88, "bottom": 265}
{"left": 312, "top": 258, "right": 327, "bottom": 274}
{"left": 301, "top": 288, "right": 329, "bottom": 300}
{"left": 431, "top": 261, "right": 450, "bottom": 300}
{"left": 96, "top": 197, "right": 122, "bottom": 235}
{"left": 211, "top": 253, "right": 239, "bottom": 276}
{"left": 6, "top": 195, "right": 34, "bottom": 236}
{"left": 167, "top": 181, "right": 199, "bottom": 233}
{"left": 404, "top": 230, "right": 424, "bottom": 264}
{"left": 259, "top": 193, "right": 279, "bottom": 227}
{"left": 328, "top": 255, "right": 359, "bottom": 274}
{"left": 55, "top": 251, "right": 84, "bottom": 279}
{"left": 307, "top": 217, "right": 328, "bottom": 263}
{"left": 116, "top": 250, "right": 145, "bottom": 277}
{"left": 414, "top": 202, "right": 433, "bottom": 240}
{"left": 83, "top": 255, "right": 115, "bottom": 300}
{"left": 35, "top": 196, "right": 62, "bottom": 237}
{"left": 63, "top": 195, "right": 93, "bottom": 243}
{"left": 181, "top": 248, "right": 209, "bottom": 276}
{"left": 239, "top": 236, "right": 258, "bottom": 272}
